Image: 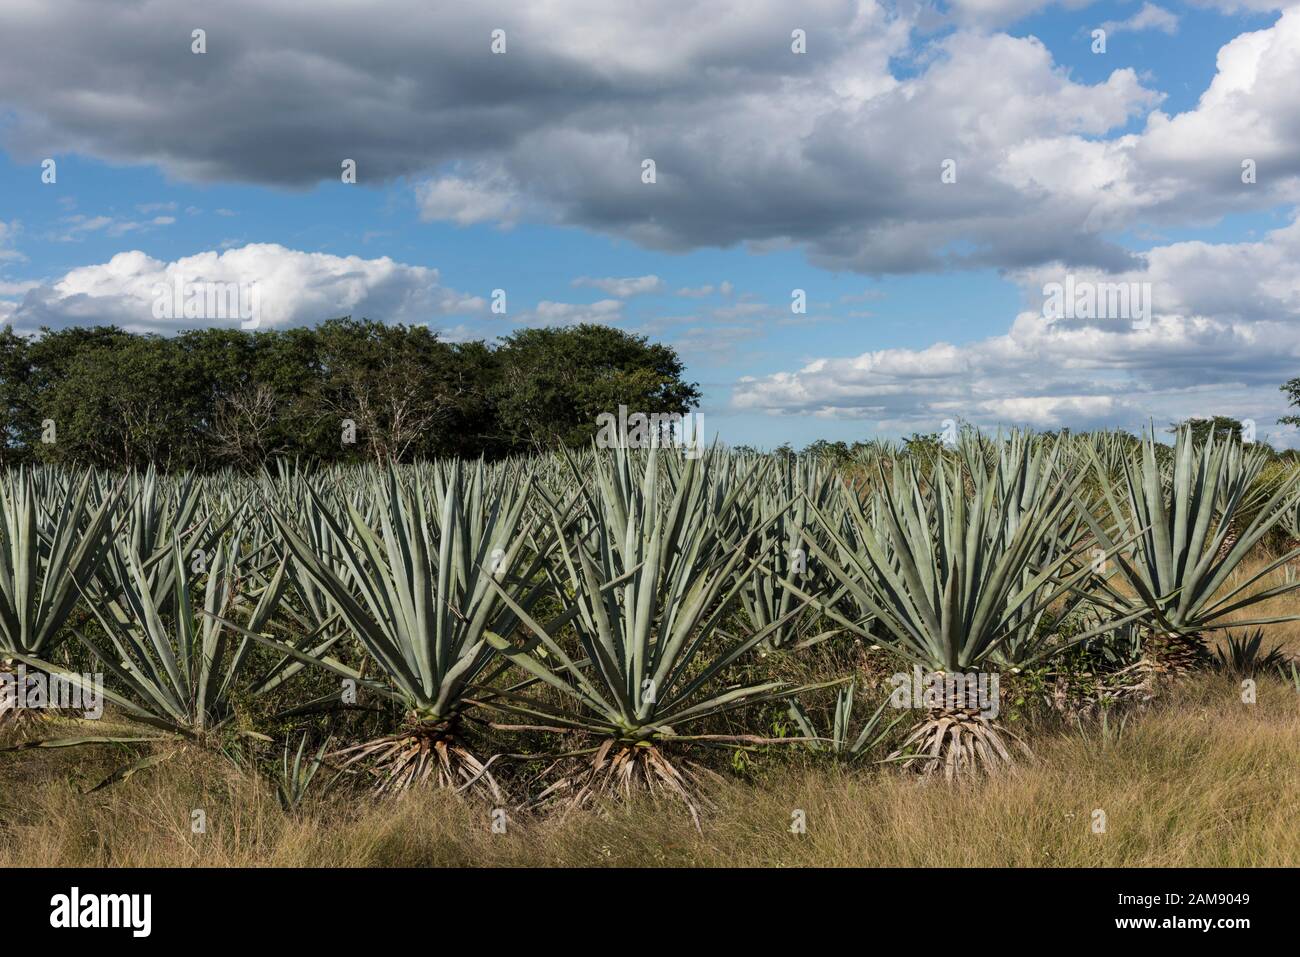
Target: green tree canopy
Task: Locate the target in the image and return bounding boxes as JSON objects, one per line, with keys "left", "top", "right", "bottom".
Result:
{"left": 0, "top": 319, "right": 700, "bottom": 470}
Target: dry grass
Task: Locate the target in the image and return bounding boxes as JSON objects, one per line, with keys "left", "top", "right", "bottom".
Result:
{"left": 3, "top": 675, "right": 1296, "bottom": 867}
{"left": 1213, "top": 557, "right": 1300, "bottom": 655}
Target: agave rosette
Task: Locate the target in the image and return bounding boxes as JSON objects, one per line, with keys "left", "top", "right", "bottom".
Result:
{"left": 1081, "top": 426, "right": 1300, "bottom": 672}
{"left": 480, "top": 447, "right": 820, "bottom": 817}
{"left": 260, "top": 461, "right": 551, "bottom": 795}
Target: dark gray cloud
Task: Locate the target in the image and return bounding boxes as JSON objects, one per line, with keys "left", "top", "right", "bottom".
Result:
{"left": 1, "top": 1, "right": 1298, "bottom": 277}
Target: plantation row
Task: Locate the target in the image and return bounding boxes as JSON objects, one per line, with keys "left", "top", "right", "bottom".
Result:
{"left": 2, "top": 427, "right": 1299, "bottom": 818}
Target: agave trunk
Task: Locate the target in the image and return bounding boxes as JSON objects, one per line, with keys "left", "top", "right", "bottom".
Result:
{"left": 331, "top": 715, "right": 502, "bottom": 800}
{"left": 1140, "top": 629, "right": 1210, "bottom": 682}
{"left": 892, "top": 707, "right": 1028, "bottom": 780}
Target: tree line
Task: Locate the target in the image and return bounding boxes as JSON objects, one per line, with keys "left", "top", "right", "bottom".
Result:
{"left": 0, "top": 319, "right": 701, "bottom": 470}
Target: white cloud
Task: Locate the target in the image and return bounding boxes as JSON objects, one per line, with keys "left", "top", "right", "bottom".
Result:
{"left": 572, "top": 275, "right": 664, "bottom": 297}
{"left": 0, "top": 0, "right": 1215, "bottom": 274}
{"left": 5, "top": 2, "right": 1294, "bottom": 276}
{"left": 53, "top": 213, "right": 176, "bottom": 241}
{"left": 430, "top": 322, "right": 483, "bottom": 343}
{"left": 732, "top": 215, "right": 1300, "bottom": 437}
{"left": 416, "top": 167, "right": 527, "bottom": 226}
{"left": 516, "top": 299, "right": 624, "bottom": 326}
{"left": 945, "top": 0, "right": 1090, "bottom": 29}
{"left": 676, "top": 281, "right": 734, "bottom": 298}
{"left": 5, "top": 243, "right": 486, "bottom": 334}
{"left": 1100, "top": 3, "right": 1179, "bottom": 35}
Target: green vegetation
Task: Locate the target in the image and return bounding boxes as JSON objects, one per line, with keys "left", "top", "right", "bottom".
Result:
{"left": 3, "top": 425, "right": 1300, "bottom": 864}
{"left": 0, "top": 320, "right": 700, "bottom": 468}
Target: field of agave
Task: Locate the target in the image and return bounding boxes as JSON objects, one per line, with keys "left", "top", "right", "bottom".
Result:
{"left": 3, "top": 426, "right": 1300, "bottom": 827}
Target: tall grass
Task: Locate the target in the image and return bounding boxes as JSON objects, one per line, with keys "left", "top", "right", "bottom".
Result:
{"left": 2, "top": 677, "right": 1295, "bottom": 867}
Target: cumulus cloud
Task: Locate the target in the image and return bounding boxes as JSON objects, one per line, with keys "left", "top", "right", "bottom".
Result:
{"left": 572, "top": 275, "right": 664, "bottom": 297}
{"left": 3, "top": 243, "right": 486, "bottom": 334}
{"left": 11, "top": 0, "right": 1277, "bottom": 275}
{"left": 515, "top": 299, "right": 624, "bottom": 326}
{"left": 415, "top": 167, "right": 527, "bottom": 226}
{"left": 732, "top": 215, "right": 1300, "bottom": 437}
{"left": 1100, "top": 3, "right": 1180, "bottom": 35}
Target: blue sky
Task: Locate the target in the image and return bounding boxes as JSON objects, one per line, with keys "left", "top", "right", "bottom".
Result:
{"left": 2, "top": 0, "right": 1300, "bottom": 448}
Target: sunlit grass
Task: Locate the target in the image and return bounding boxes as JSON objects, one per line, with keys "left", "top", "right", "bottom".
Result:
{"left": 3, "top": 675, "right": 1295, "bottom": 867}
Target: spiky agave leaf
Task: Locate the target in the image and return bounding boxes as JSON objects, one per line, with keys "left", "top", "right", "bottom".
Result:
{"left": 0, "top": 469, "right": 119, "bottom": 657}
{"left": 3, "top": 531, "right": 301, "bottom": 786}
{"left": 782, "top": 450, "right": 1120, "bottom": 777}
{"left": 981, "top": 433, "right": 1094, "bottom": 666}
{"left": 482, "top": 446, "right": 821, "bottom": 821}
{"left": 1211, "top": 628, "right": 1289, "bottom": 679}
{"left": 729, "top": 455, "right": 841, "bottom": 650}
{"left": 262, "top": 461, "right": 550, "bottom": 796}
{"left": 276, "top": 733, "right": 332, "bottom": 812}
{"left": 17, "top": 532, "right": 287, "bottom": 730}
{"left": 90, "top": 467, "right": 233, "bottom": 625}
{"left": 0, "top": 469, "right": 119, "bottom": 707}
{"left": 792, "top": 455, "right": 1109, "bottom": 672}
{"left": 785, "top": 679, "right": 904, "bottom": 760}
{"left": 1081, "top": 426, "right": 1300, "bottom": 654}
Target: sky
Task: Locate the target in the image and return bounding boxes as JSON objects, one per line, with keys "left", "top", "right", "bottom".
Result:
{"left": 1, "top": 0, "right": 1299, "bottom": 449}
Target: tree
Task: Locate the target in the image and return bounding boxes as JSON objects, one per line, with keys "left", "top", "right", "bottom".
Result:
{"left": 211, "top": 382, "right": 286, "bottom": 469}
{"left": 313, "top": 319, "right": 458, "bottom": 464}
{"left": 1280, "top": 378, "right": 1300, "bottom": 429}
{"left": 0, "top": 327, "right": 31, "bottom": 465}
{"left": 491, "top": 324, "right": 701, "bottom": 450}
{"left": 801, "top": 439, "right": 851, "bottom": 463}
{"left": 0, "top": 319, "right": 701, "bottom": 469}
{"left": 35, "top": 334, "right": 199, "bottom": 469}
{"left": 1169, "top": 415, "right": 1243, "bottom": 443}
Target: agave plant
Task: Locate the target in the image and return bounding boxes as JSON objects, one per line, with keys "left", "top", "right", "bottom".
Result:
{"left": 729, "top": 456, "right": 840, "bottom": 650}
{"left": 1081, "top": 426, "right": 1300, "bottom": 681}
{"left": 785, "top": 679, "right": 903, "bottom": 761}
{"left": 978, "top": 434, "right": 1093, "bottom": 667}
{"left": 1211, "top": 628, "right": 1288, "bottom": 679}
{"left": 3, "top": 532, "right": 301, "bottom": 788}
{"left": 481, "top": 447, "right": 818, "bottom": 824}
{"left": 90, "top": 467, "right": 230, "bottom": 625}
{"left": 276, "top": 733, "right": 333, "bottom": 812}
{"left": 0, "top": 469, "right": 118, "bottom": 728}
{"left": 256, "top": 464, "right": 359, "bottom": 653}
{"left": 786, "top": 451, "right": 1121, "bottom": 778}
{"left": 262, "top": 462, "right": 550, "bottom": 798}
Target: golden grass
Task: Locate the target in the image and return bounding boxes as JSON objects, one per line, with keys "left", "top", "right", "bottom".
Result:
{"left": 1213, "top": 557, "right": 1300, "bottom": 655}
{"left": 3, "top": 675, "right": 1297, "bottom": 867}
